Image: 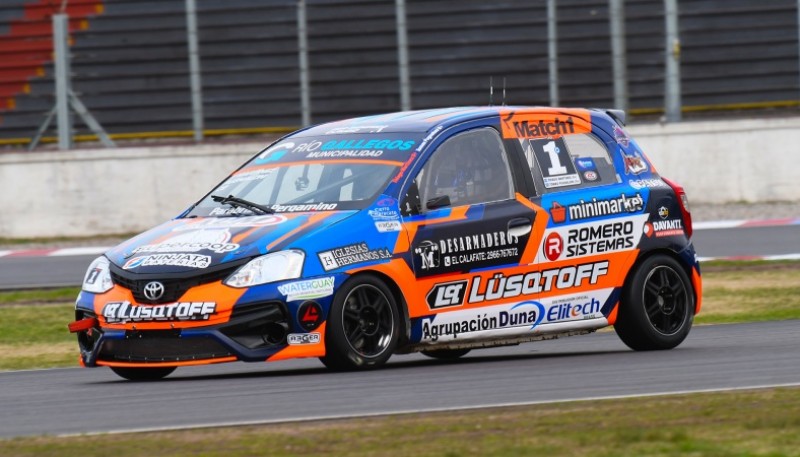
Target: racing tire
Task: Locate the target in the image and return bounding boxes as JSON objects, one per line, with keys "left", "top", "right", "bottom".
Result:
{"left": 614, "top": 254, "right": 694, "bottom": 351}
{"left": 421, "top": 349, "right": 471, "bottom": 360}
{"left": 110, "top": 366, "right": 176, "bottom": 381}
{"left": 320, "top": 275, "right": 400, "bottom": 371}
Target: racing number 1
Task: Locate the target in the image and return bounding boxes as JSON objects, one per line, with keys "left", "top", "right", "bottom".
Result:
{"left": 543, "top": 141, "right": 567, "bottom": 176}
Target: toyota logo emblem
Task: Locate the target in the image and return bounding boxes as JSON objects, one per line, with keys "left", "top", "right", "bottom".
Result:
{"left": 143, "top": 281, "right": 165, "bottom": 301}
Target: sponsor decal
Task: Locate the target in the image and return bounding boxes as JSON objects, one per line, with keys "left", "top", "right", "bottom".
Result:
{"left": 575, "top": 157, "right": 599, "bottom": 182}
{"left": 426, "top": 280, "right": 469, "bottom": 309}
{"left": 278, "top": 277, "right": 335, "bottom": 302}
{"left": 622, "top": 151, "right": 648, "bottom": 175}
{"left": 123, "top": 253, "right": 212, "bottom": 270}
{"left": 287, "top": 333, "right": 322, "bottom": 345}
{"left": 546, "top": 296, "right": 602, "bottom": 322}
{"left": 392, "top": 151, "right": 417, "bottom": 183}
{"left": 102, "top": 301, "right": 216, "bottom": 324}
{"left": 540, "top": 217, "right": 646, "bottom": 262}
{"left": 317, "top": 242, "right": 392, "bottom": 271}
{"left": 255, "top": 141, "right": 299, "bottom": 163}
{"left": 549, "top": 202, "right": 567, "bottom": 223}
{"left": 173, "top": 215, "right": 287, "bottom": 231}
{"left": 658, "top": 206, "right": 669, "bottom": 219}
{"left": 467, "top": 261, "right": 609, "bottom": 303}
{"left": 560, "top": 193, "right": 645, "bottom": 223}
{"left": 499, "top": 110, "right": 592, "bottom": 139}
{"left": 629, "top": 178, "right": 668, "bottom": 190}
{"left": 613, "top": 125, "right": 631, "bottom": 148}
{"left": 543, "top": 232, "right": 563, "bottom": 262}
{"left": 297, "top": 301, "right": 323, "bottom": 331}
{"left": 375, "top": 220, "right": 402, "bottom": 233}
{"left": 305, "top": 138, "right": 416, "bottom": 159}
{"left": 325, "top": 125, "right": 388, "bottom": 134}
{"left": 644, "top": 219, "right": 684, "bottom": 238}
{"left": 209, "top": 207, "right": 251, "bottom": 217}
{"left": 271, "top": 202, "right": 337, "bottom": 212}
{"left": 368, "top": 206, "right": 400, "bottom": 221}
{"left": 416, "top": 125, "right": 444, "bottom": 152}
{"left": 134, "top": 229, "right": 240, "bottom": 254}
{"left": 420, "top": 301, "right": 545, "bottom": 342}
{"left": 414, "top": 230, "right": 520, "bottom": 272}
{"left": 530, "top": 138, "right": 581, "bottom": 189}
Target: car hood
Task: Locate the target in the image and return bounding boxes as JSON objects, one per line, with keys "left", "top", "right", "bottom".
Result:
{"left": 106, "top": 212, "right": 357, "bottom": 274}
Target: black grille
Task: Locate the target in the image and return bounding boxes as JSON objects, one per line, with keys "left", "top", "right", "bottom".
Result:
{"left": 110, "top": 259, "right": 247, "bottom": 304}
{"left": 98, "top": 331, "right": 232, "bottom": 363}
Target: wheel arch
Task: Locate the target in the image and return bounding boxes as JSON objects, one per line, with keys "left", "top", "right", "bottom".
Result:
{"left": 340, "top": 270, "right": 411, "bottom": 347}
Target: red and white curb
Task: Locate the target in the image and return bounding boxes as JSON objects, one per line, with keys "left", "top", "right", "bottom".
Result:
{"left": 693, "top": 218, "right": 800, "bottom": 230}
{"left": 0, "top": 246, "right": 111, "bottom": 259}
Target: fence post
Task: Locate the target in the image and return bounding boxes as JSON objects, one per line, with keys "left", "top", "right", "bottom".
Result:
{"left": 396, "top": 0, "right": 411, "bottom": 111}
{"left": 297, "top": 0, "right": 311, "bottom": 127}
{"left": 185, "top": 0, "right": 204, "bottom": 142}
{"left": 53, "top": 14, "right": 72, "bottom": 150}
{"left": 664, "top": 0, "right": 682, "bottom": 122}
{"left": 609, "top": 0, "right": 628, "bottom": 112}
{"left": 547, "top": 0, "right": 559, "bottom": 106}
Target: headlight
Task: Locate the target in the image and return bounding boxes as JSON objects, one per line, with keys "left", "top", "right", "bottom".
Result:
{"left": 82, "top": 256, "right": 113, "bottom": 294}
{"left": 224, "top": 250, "right": 305, "bottom": 288}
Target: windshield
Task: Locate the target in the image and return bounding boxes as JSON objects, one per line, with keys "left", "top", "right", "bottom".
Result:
{"left": 188, "top": 133, "right": 422, "bottom": 216}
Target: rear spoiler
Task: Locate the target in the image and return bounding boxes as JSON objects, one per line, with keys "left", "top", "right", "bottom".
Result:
{"left": 591, "top": 108, "right": 627, "bottom": 126}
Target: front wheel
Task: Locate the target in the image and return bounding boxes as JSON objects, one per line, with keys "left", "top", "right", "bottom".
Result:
{"left": 614, "top": 254, "right": 694, "bottom": 351}
{"left": 320, "top": 275, "right": 400, "bottom": 371}
{"left": 110, "top": 366, "right": 176, "bottom": 381}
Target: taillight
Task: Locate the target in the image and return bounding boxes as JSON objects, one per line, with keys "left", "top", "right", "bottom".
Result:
{"left": 662, "top": 177, "right": 692, "bottom": 238}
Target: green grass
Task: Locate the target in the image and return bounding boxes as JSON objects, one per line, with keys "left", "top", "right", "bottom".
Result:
{"left": 1, "top": 387, "right": 799, "bottom": 456}
{"left": 0, "top": 287, "right": 81, "bottom": 304}
{"left": 0, "top": 261, "right": 798, "bottom": 371}
{"left": 0, "top": 303, "right": 76, "bottom": 370}
{"left": 696, "top": 261, "right": 800, "bottom": 324}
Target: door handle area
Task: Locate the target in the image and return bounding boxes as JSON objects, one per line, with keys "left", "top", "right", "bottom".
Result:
{"left": 507, "top": 217, "right": 532, "bottom": 238}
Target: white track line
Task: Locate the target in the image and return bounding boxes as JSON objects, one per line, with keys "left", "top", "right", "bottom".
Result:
{"left": 48, "top": 247, "right": 111, "bottom": 257}
{"left": 57, "top": 381, "right": 800, "bottom": 438}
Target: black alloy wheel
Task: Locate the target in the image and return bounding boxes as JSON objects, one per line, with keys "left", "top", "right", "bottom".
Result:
{"left": 321, "top": 276, "right": 400, "bottom": 371}
{"left": 614, "top": 254, "right": 694, "bottom": 351}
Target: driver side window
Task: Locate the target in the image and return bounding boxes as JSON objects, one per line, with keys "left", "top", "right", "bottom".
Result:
{"left": 407, "top": 128, "right": 514, "bottom": 213}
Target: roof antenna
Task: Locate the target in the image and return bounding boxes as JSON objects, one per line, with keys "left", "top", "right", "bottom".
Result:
{"left": 502, "top": 77, "right": 507, "bottom": 106}
{"left": 489, "top": 76, "right": 494, "bottom": 106}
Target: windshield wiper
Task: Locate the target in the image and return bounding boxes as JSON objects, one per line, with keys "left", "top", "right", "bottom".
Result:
{"left": 211, "top": 194, "right": 274, "bottom": 215}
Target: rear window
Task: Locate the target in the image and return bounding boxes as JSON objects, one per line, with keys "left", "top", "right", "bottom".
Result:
{"left": 520, "top": 133, "right": 618, "bottom": 193}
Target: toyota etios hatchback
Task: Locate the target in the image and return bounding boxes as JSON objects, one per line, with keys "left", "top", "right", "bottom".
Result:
{"left": 70, "top": 107, "right": 701, "bottom": 380}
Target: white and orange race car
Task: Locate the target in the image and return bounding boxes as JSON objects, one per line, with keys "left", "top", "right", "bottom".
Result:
{"left": 70, "top": 107, "right": 701, "bottom": 380}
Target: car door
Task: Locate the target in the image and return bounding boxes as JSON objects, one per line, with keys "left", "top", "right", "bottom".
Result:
{"left": 399, "top": 127, "right": 545, "bottom": 345}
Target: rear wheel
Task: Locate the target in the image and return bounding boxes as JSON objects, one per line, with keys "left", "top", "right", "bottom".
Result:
{"left": 421, "top": 349, "right": 471, "bottom": 360}
{"left": 110, "top": 366, "right": 176, "bottom": 381}
{"left": 614, "top": 254, "right": 694, "bottom": 351}
{"left": 320, "top": 276, "right": 400, "bottom": 371}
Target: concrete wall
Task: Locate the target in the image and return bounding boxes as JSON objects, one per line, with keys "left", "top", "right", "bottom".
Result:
{"left": 0, "top": 142, "right": 267, "bottom": 238}
{"left": 628, "top": 116, "right": 800, "bottom": 204}
{"left": 1, "top": 116, "right": 799, "bottom": 239}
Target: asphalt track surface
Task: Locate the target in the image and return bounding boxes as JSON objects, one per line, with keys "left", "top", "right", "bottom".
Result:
{"left": 0, "top": 225, "right": 798, "bottom": 289}
{"left": 1, "top": 320, "right": 798, "bottom": 438}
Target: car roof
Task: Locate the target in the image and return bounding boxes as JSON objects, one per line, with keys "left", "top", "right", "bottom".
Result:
{"left": 295, "top": 106, "right": 622, "bottom": 136}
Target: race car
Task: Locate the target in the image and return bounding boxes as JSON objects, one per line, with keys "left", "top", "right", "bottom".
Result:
{"left": 69, "top": 106, "right": 701, "bottom": 381}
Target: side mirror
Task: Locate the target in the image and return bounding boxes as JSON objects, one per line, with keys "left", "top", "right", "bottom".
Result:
{"left": 426, "top": 195, "right": 451, "bottom": 210}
